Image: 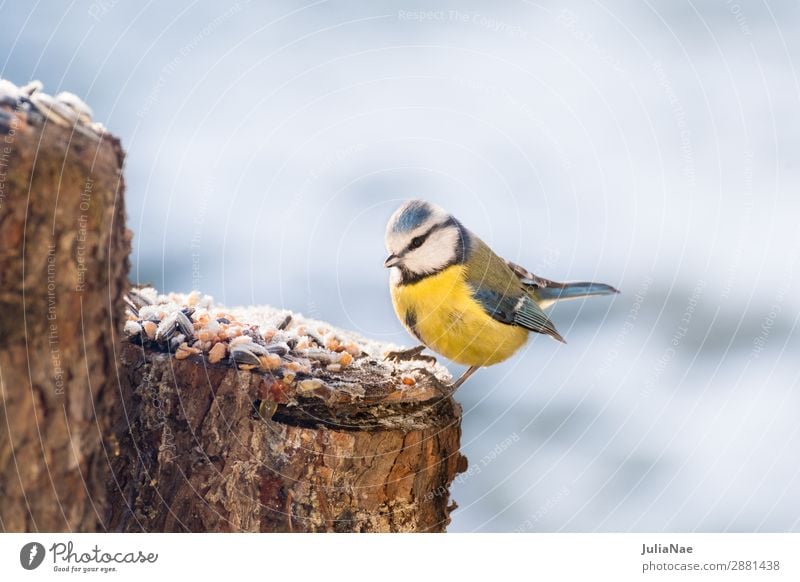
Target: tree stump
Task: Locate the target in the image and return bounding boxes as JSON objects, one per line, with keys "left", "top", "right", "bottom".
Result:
{"left": 0, "top": 80, "right": 465, "bottom": 533}
{"left": 109, "top": 347, "right": 464, "bottom": 532}
{"left": 0, "top": 80, "right": 130, "bottom": 531}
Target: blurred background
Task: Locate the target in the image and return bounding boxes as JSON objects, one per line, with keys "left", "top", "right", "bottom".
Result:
{"left": 2, "top": 0, "right": 798, "bottom": 532}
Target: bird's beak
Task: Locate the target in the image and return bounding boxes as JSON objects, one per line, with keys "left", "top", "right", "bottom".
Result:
{"left": 384, "top": 254, "right": 400, "bottom": 268}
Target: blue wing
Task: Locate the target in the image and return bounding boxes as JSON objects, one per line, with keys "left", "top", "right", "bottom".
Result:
{"left": 472, "top": 287, "right": 565, "bottom": 343}
{"left": 464, "top": 238, "right": 566, "bottom": 343}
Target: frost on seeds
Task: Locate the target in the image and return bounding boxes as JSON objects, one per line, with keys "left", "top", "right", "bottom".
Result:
{"left": 297, "top": 379, "right": 323, "bottom": 395}
{"left": 121, "top": 288, "right": 389, "bottom": 383}
{"left": 122, "top": 289, "right": 450, "bottom": 398}
{"left": 0, "top": 79, "right": 106, "bottom": 137}
{"left": 123, "top": 320, "right": 142, "bottom": 337}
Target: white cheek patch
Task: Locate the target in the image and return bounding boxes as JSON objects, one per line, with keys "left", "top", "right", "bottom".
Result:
{"left": 403, "top": 226, "right": 460, "bottom": 274}
{"left": 385, "top": 204, "right": 450, "bottom": 255}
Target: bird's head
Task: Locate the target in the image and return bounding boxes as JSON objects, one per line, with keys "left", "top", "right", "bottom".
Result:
{"left": 384, "top": 200, "right": 469, "bottom": 278}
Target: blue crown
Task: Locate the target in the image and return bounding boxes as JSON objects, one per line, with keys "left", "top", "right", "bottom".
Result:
{"left": 392, "top": 200, "right": 432, "bottom": 232}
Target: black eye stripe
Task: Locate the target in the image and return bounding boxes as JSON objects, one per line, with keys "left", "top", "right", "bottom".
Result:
{"left": 402, "top": 221, "right": 447, "bottom": 254}
{"left": 400, "top": 217, "right": 464, "bottom": 256}
{"left": 404, "top": 231, "right": 430, "bottom": 253}
{"left": 396, "top": 217, "right": 471, "bottom": 285}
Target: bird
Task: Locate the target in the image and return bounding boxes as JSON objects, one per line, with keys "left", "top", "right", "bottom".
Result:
{"left": 384, "top": 199, "right": 618, "bottom": 392}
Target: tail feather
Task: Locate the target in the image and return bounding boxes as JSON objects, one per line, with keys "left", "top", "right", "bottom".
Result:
{"left": 534, "top": 281, "right": 619, "bottom": 307}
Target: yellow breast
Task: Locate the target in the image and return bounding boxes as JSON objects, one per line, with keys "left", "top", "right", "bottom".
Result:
{"left": 390, "top": 265, "right": 529, "bottom": 367}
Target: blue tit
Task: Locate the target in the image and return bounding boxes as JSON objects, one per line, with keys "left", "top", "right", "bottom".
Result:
{"left": 384, "top": 199, "right": 618, "bottom": 391}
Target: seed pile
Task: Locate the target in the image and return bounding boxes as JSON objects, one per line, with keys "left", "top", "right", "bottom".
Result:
{"left": 0, "top": 78, "right": 105, "bottom": 137}
{"left": 123, "top": 288, "right": 367, "bottom": 383}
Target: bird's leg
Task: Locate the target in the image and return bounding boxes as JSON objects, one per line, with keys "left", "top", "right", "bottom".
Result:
{"left": 384, "top": 344, "right": 437, "bottom": 365}
{"left": 447, "top": 365, "right": 480, "bottom": 393}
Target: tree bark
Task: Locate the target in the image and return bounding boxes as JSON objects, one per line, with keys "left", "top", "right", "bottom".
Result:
{"left": 0, "top": 81, "right": 465, "bottom": 533}
{"left": 0, "top": 83, "right": 130, "bottom": 532}
{"left": 108, "top": 344, "right": 464, "bottom": 532}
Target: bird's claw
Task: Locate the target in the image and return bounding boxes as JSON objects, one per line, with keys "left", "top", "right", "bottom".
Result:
{"left": 384, "top": 345, "right": 437, "bottom": 365}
